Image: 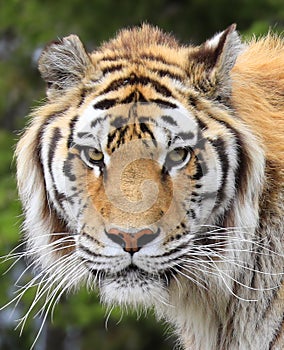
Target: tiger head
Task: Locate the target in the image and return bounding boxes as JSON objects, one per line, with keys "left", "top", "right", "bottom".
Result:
{"left": 16, "top": 25, "right": 264, "bottom": 309}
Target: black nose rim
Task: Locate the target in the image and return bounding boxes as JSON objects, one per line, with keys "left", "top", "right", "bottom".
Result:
{"left": 105, "top": 228, "right": 160, "bottom": 255}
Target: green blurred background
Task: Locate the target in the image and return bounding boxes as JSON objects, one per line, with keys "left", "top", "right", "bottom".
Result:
{"left": 0, "top": 1, "right": 283, "bottom": 349}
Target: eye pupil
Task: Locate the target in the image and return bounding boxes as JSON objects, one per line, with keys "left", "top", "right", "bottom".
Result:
{"left": 169, "top": 148, "right": 186, "bottom": 161}
{"left": 83, "top": 148, "right": 104, "bottom": 166}
{"left": 166, "top": 147, "right": 189, "bottom": 168}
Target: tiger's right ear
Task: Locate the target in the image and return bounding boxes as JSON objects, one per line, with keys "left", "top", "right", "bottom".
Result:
{"left": 38, "top": 35, "right": 92, "bottom": 98}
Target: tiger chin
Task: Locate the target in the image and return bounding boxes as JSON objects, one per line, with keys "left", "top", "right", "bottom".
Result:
{"left": 15, "top": 24, "right": 283, "bottom": 350}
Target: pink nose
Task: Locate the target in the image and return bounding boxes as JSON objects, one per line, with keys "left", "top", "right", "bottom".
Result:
{"left": 106, "top": 228, "right": 159, "bottom": 255}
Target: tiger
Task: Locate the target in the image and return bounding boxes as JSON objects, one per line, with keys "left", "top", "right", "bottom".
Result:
{"left": 15, "top": 24, "right": 284, "bottom": 349}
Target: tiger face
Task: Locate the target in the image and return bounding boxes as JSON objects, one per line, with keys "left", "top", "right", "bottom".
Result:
{"left": 46, "top": 98, "right": 230, "bottom": 306}
{"left": 16, "top": 23, "right": 275, "bottom": 335}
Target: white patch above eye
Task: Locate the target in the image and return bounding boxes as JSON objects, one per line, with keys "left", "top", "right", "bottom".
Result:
{"left": 74, "top": 98, "right": 110, "bottom": 147}
{"left": 158, "top": 107, "right": 198, "bottom": 145}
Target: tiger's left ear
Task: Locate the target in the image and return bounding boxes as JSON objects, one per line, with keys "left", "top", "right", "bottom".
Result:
{"left": 189, "top": 24, "right": 243, "bottom": 99}
{"left": 38, "top": 35, "right": 93, "bottom": 99}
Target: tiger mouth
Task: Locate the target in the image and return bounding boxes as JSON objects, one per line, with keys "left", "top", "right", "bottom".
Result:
{"left": 88, "top": 263, "right": 174, "bottom": 286}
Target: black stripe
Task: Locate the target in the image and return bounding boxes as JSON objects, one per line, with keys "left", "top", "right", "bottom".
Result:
{"left": 188, "top": 95, "right": 198, "bottom": 107}
{"left": 151, "top": 68, "right": 184, "bottom": 82}
{"left": 77, "top": 131, "right": 93, "bottom": 139}
{"left": 101, "top": 64, "right": 123, "bottom": 75}
{"left": 48, "top": 128, "right": 62, "bottom": 175}
{"left": 148, "top": 78, "right": 172, "bottom": 97}
{"left": 47, "top": 127, "right": 68, "bottom": 211}
{"left": 77, "top": 89, "right": 88, "bottom": 107}
{"left": 99, "top": 53, "right": 181, "bottom": 69}
{"left": 67, "top": 115, "right": 79, "bottom": 148}
{"left": 120, "top": 91, "right": 147, "bottom": 104}
{"left": 101, "top": 75, "right": 173, "bottom": 97}
{"left": 206, "top": 114, "right": 248, "bottom": 199}
{"left": 91, "top": 115, "right": 107, "bottom": 128}
{"left": 63, "top": 153, "right": 77, "bottom": 182}
{"left": 195, "top": 116, "right": 208, "bottom": 131}
{"left": 190, "top": 156, "right": 205, "bottom": 181}
{"left": 79, "top": 244, "right": 100, "bottom": 257}
{"left": 140, "top": 53, "right": 181, "bottom": 68}
{"left": 195, "top": 130, "right": 207, "bottom": 150}
{"left": 210, "top": 137, "right": 229, "bottom": 204}
{"left": 99, "top": 55, "right": 127, "bottom": 62}
{"left": 177, "top": 131, "right": 195, "bottom": 140}
{"left": 108, "top": 126, "right": 129, "bottom": 150}
{"left": 107, "top": 130, "right": 117, "bottom": 148}
{"left": 37, "top": 110, "right": 68, "bottom": 152}
{"left": 110, "top": 116, "right": 125, "bottom": 128}
{"left": 150, "top": 98, "right": 177, "bottom": 109}
{"left": 93, "top": 98, "right": 118, "bottom": 110}
{"left": 139, "top": 123, "right": 157, "bottom": 146}
{"left": 36, "top": 111, "right": 67, "bottom": 216}
{"left": 53, "top": 190, "right": 67, "bottom": 204}
{"left": 117, "top": 126, "right": 129, "bottom": 147}
{"left": 161, "top": 115, "right": 178, "bottom": 126}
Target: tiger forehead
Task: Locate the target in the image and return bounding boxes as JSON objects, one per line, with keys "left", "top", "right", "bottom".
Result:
{"left": 106, "top": 116, "right": 157, "bottom": 152}
{"left": 94, "top": 25, "right": 188, "bottom": 69}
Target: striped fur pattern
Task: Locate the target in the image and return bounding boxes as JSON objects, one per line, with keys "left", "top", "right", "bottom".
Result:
{"left": 16, "top": 24, "right": 283, "bottom": 349}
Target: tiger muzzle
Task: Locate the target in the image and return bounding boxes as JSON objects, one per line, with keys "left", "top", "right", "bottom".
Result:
{"left": 106, "top": 228, "right": 160, "bottom": 255}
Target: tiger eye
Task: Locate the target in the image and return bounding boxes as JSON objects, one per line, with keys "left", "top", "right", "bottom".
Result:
{"left": 86, "top": 148, "right": 104, "bottom": 164}
{"left": 167, "top": 147, "right": 189, "bottom": 165}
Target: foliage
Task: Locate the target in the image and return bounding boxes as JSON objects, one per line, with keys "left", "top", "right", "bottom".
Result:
{"left": 0, "top": 0, "right": 283, "bottom": 349}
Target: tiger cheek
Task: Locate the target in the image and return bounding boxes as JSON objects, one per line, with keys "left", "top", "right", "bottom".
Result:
{"left": 86, "top": 171, "right": 112, "bottom": 220}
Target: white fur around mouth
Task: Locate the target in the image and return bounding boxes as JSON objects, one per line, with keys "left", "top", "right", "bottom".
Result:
{"left": 98, "top": 265, "right": 171, "bottom": 309}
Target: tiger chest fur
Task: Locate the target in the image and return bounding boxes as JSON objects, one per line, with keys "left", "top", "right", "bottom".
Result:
{"left": 16, "top": 24, "right": 284, "bottom": 349}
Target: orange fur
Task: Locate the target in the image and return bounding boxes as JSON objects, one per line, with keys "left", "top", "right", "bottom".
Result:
{"left": 232, "top": 35, "right": 284, "bottom": 165}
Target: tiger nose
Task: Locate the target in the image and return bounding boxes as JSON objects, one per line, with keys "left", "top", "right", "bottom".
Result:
{"left": 106, "top": 228, "right": 160, "bottom": 255}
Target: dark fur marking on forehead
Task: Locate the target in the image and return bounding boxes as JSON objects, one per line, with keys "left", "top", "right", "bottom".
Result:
{"left": 120, "top": 91, "right": 147, "bottom": 104}
{"left": 139, "top": 53, "right": 181, "bottom": 68}
{"left": 110, "top": 116, "right": 126, "bottom": 128}
{"left": 107, "top": 132, "right": 116, "bottom": 148}
{"left": 77, "top": 131, "right": 93, "bottom": 139}
{"left": 107, "top": 125, "right": 130, "bottom": 150}
{"left": 101, "top": 64, "right": 124, "bottom": 75}
{"left": 138, "top": 116, "right": 158, "bottom": 127}
{"left": 139, "top": 122, "right": 157, "bottom": 147}
{"left": 152, "top": 68, "right": 184, "bottom": 82}
{"left": 151, "top": 99, "right": 177, "bottom": 109}
{"left": 188, "top": 95, "right": 199, "bottom": 107}
{"left": 91, "top": 115, "right": 108, "bottom": 128}
{"left": 161, "top": 115, "right": 178, "bottom": 126}
{"left": 93, "top": 98, "right": 118, "bottom": 110}
{"left": 101, "top": 75, "right": 173, "bottom": 98}
{"left": 176, "top": 131, "right": 195, "bottom": 140}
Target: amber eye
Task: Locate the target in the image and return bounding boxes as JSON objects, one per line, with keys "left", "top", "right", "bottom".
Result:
{"left": 82, "top": 147, "right": 104, "bottom": 166}
{"left": 165, "top": 147, "right": 190, "bottom": 168}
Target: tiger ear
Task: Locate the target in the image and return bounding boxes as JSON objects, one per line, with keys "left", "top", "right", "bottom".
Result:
{"left": 38, "top": 35, "right": 92, "bottom": 98}
{"left": 189, "top": 24, "right": 243, "bottom": 99}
